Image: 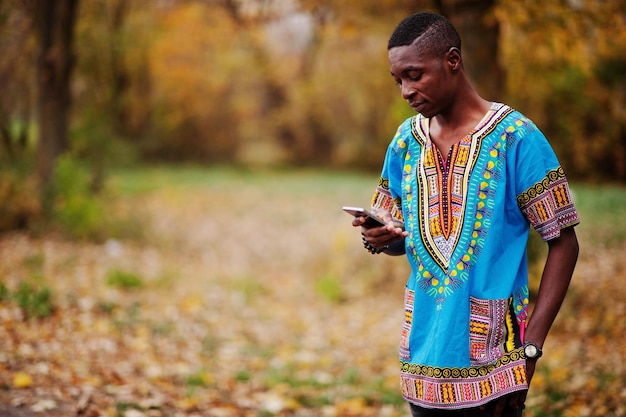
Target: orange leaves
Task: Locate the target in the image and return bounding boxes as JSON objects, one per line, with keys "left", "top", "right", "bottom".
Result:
{"left": 150, "top": 4, "right": 238, "bottom": 128}
{"left": 0, "top": 169, "right": 624, "bottom": 416}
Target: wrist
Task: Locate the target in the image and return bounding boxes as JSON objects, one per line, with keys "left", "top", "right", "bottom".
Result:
{"left": 362, "top": 236, "right": 389, "bottom": 254}
{"left": 385, "top": 239, "right": 406, "bottom": 256}
{"left": 523, "top": 342, "right": 543, "bottom": 360}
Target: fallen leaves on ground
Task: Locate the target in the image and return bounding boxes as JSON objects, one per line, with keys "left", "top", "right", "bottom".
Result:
{"left": 0, "top": 170, "right": 624, "bottom": 417}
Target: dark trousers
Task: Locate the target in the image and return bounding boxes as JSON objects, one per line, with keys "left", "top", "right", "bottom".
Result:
{"left": 409, "top": 402, "right": 523, "bottom": 417}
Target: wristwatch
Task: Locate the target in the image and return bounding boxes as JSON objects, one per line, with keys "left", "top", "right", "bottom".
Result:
{"left": 524, "top": 342, "right": 543, "bottom": 360}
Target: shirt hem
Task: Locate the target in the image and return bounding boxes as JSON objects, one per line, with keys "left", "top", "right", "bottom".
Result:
{"left": 404, "top": 383, "right": 528, "bottom": 410}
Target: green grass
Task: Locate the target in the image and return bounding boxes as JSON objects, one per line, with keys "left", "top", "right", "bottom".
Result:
{"left": 106, "top": 165, "right": 626, "bottom": 244}
{"left": 106, "top": 269, "right": 144, "bottom": 290}
{"left": 108, "top": 164, "right": 377, "bottom": 198}
{"left": 14, "top": 281, "right": 55, "bottom": 319}
{"left": 570, "top": 184, "right": 626, "bottom": 244}
{"left": 107, "top": 164, "right": 241, "bottom": 195}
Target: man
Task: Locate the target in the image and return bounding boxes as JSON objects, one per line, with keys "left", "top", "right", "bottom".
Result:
{"left": 353, "top": 12, "right": 579, "bottom": 417}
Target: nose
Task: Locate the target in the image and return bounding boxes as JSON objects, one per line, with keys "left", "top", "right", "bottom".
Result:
{"left": 401, "top": 82, "right": 415, "bottom": 100}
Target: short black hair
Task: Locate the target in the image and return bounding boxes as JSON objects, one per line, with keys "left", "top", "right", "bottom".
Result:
{"left": 388, "top": 12, "right": 461, "bottom": 57}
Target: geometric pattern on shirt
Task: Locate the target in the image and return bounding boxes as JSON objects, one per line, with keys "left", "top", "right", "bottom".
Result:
{"left": 513, "top": 284, "right": 530, "bottom": 333}
{"left": 400, "top": 348, "right": 527, "bottom": 409}
{"left": 371, "top": 177, "right": 404, "bottom": 225}
{"left": 415, "top": 122, "right": 477, "bottom": 270}
{"left": 399, "top": 293, "right": 527, "bottom": 409}
{"left": 424, "top": 137, "right": 471, "bottom": 263}
{"left": 405, "top": 104, "right": 514, "bottom": 304}
{"left": 469, "top": 296, "right": 521, "bottom": 366}
{"left": 412, "top": 103, "right": 511, "bottom": 272}
{"left": 399, "top": 288, "right": 414, "bottom": 360}
{"left": 517, "top": 166, "right": 580, "bottom": 241}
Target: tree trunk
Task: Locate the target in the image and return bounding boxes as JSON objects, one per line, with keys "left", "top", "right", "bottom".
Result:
{"left": 33, "top": 0, "right": 79, "bottom": 186}
{"left": 109, "top": 0, "right": 130, "bottom": 138}
{"left": 436, "top": 0, "right": 503, "bottom": 100}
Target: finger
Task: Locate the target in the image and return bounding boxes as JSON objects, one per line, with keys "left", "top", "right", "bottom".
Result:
{"left": 384, "top": 223, "right": 400, "bottom": 233}
{"left": 390, "top": 225, "right": 407, "bottom": 236}
{"left": 361, "top": 227, "right": 391, "bottom": 245}
{"left": 372, "top": 207, "right": 391, "bottom": 222}
{"left": 365, "top": 226, "right": 392, "bottom": 239}
{"left": 352, "top": 216, "right": 366, "bottom": 227}
{"left": 375, "top": 232, "right": 404, "bottom": 247}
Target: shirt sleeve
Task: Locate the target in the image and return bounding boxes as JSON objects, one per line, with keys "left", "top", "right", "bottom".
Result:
{"left": 512, "top": 118, "right": 580, "bottom": 241}
{"left": 370, "top": 120, "right": 411, "bottom": 225}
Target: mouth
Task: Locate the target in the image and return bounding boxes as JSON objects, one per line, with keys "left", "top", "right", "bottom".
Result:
{"left": 409, "top": 101, "right": 424, "bottom": 112}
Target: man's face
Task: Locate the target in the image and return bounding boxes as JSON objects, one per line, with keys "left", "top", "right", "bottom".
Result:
{"left": 388, "top": 41, "right": 454, "bottom": 118}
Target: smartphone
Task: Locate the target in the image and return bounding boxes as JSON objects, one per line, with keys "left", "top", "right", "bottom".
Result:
{"left": 343, "top": 206, "right": 389, "bottom": 228}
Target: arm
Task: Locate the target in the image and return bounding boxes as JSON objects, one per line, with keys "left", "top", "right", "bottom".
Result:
{"left": 494, "top": 226, "right": 579, "bottom": 416}
{"left": 524, "top": 225, "right": 579, "bottom": 379}
{"left": 383, "top": 239, "right": 406, "bottom": 256}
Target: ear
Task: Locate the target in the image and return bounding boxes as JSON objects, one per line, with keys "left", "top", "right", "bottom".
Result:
{"left": 447, "top": 47, "right": 462, "bottom": 72}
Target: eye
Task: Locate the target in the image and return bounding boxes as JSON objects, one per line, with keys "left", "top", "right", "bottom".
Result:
{"left": 408, "top": 72, "right": 422, "bottom": 82}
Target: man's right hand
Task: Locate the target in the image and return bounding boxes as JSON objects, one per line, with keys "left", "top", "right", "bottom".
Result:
{"left": 355, "top": 210, "right": 407, "bottom": 251}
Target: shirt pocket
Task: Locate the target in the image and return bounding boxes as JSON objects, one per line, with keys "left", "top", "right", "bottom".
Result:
{"left": 469, "top": 296, "right": 521, "bottom": 366}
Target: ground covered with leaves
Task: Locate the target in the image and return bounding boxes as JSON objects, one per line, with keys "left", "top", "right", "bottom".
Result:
{"left": 0, "top": 168, "right": 624, "bottom": 417}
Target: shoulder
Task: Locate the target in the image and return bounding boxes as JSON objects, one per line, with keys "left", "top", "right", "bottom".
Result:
{"left": 389, "top": 115, "right": 420, "bottom": 156}
{"left": 496, "top": 105, "right": 543, "bottom": 145}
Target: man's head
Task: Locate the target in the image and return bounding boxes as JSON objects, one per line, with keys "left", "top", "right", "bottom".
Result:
{"left": 387, "top": 12, "right": 465, "bottom": 118}
{"left": 388, "top": 12, "right": 461, "bottom": 59}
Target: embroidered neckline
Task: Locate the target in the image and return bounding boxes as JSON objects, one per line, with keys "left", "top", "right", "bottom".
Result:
{"left": 413, "top": 104, "right": 502, "bottom": 269}
{"left": 406, "top": 103, "right": 512, "bottom": 289}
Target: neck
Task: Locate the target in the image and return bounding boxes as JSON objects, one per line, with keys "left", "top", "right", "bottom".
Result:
{"left": 435, "top": 79, "right": 490, "bottom": 129}
{"left": 428, "top": 77, "right": 491, "bottom": 153}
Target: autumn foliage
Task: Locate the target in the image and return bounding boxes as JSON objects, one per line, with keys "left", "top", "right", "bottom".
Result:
{"left": 1, "top": 2, "right": 625, "bottom": 415}
{"left": 1, "top": 0, "right": 625, "bottom": 179}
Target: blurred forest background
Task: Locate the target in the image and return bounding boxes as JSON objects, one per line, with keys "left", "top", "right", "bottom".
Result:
{"left": 1, "top": 0, "right": 626, "bottom": 230}
{"left": 1, "top": 1, "right": 626, "bottom": 417}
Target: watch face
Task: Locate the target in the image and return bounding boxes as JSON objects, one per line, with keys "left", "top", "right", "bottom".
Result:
{"left": 525, "top": 344, "right": 538, "bottom": 358}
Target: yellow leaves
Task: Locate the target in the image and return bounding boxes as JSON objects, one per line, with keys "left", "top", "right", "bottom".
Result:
{"left": 324, "top": 397, "right": 401, "bottom": 417}
{"left": 12, "top": 371, "right": 33, "bottom": 388}
{"left": 333, "top": 397, "right": 369, "bottom": 416}
{"left": 149, "top": 3, "right": 241, "bottom": 129}
{"left": 496, "top": 0, "right": 626, "bottom": 149}
{"left": 130, "top": 325, "right": 151, "bottom": 352}
{"left": 546, "top": 365, "right": 569, "bottom": 386}
{"left": 178, "top": 294, "right": 204, "bottom": 314}
{"left": 1, "top": 169, "right": 625, "bottom": 416}
{"left": 174, "top": 396, "right": 202, "bottom": 411}
{"left": 255, "top": 386, "right": 301, "bottom": 414}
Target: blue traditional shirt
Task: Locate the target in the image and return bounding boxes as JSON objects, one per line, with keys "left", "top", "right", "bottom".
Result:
{"left": 371, "top": 103, "right": 580, "bottom": 409}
